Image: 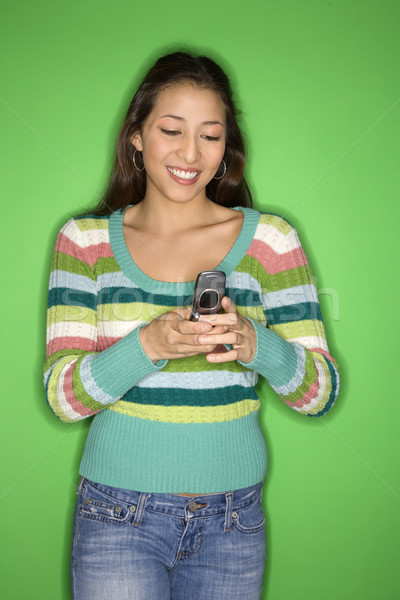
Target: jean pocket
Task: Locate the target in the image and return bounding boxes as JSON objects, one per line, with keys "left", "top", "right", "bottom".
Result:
{"left": 232, "top": 496, "right": 265, "bottom": 534}
{"left": 78, "top": 481, "right": 132, "bottom": 525}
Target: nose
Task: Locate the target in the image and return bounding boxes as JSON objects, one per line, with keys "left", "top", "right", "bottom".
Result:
{"left": 176, "top": 133, "right": 201, "bottom": 164}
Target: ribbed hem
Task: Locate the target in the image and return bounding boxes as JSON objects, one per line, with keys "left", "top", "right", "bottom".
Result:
{"left": 238, "top": 319, "right": 298, "bottom": 387}
{"left": 90, "top": 325, "right": 167, "bottom": 398}
{"left": 79, "top": 410, "right": 267, "bottom": 494}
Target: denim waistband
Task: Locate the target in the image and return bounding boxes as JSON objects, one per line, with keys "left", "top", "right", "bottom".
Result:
{"left": 78, "top": 477, "right": 263, "bottom": 520}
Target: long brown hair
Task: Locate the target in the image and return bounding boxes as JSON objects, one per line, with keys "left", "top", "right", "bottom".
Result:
{"left": 92, "top": 52, "right": 252, "bottom": 215}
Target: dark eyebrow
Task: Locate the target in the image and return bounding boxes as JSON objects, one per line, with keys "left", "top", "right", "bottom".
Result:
{"left": 160, "top": 114, "right": 224, "bottom": 127}
{"left": 160, "top": 114, "right": 184, "bottom": 121}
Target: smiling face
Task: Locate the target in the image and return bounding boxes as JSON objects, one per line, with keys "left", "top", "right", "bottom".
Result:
{"left": 131, "top": 83, "right": 226, "bottom": 206}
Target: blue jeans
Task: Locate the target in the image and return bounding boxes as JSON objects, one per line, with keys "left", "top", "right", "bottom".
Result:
{"left": 71, "top": 477, "right": 266, "bottom": 599}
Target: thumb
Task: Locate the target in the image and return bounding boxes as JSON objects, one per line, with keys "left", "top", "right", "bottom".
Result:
{"left": 221, "top": 296, "right": 236, "bottom": 312}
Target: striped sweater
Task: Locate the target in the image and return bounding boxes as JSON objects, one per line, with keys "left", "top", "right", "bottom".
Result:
{"left": 44, "top": 206, "right": 339, "bottom": 493}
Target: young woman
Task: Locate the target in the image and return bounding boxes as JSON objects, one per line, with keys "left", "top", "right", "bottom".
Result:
{"left": 44, "top": 52, "right": 339, "bottom": 600}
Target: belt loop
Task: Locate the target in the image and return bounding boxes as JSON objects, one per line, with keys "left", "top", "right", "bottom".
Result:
{"left": 132, "top": 492, "right": 150, "bottom": 527}
{"left": 224, "top": 492, "right": 233, "bottom": 532}
{"left": 76, "top": 476, "right": 85, "bottom": 495}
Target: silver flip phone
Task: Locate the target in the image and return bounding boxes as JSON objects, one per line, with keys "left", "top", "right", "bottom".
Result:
{"left": 190, "top": 271, "right": 226, "bottom": 322}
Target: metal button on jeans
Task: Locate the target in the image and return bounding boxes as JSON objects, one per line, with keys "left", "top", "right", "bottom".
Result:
{"left": 188, "top": 501, "right": 207, "bottom": 512}
{"left": 189, "top": 501, "right": 202, "bottom": 512}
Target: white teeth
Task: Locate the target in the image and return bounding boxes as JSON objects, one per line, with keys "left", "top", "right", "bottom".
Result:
{"left": 167, "top": 167, "right": 199, "bottom": 180}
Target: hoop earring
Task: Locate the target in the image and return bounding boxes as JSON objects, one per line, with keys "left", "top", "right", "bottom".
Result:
{"left": 213, "top": 160, "right": 226, "bottom": 180}
{"left": 133, "top": 149, "right": 145, "bottom": 172}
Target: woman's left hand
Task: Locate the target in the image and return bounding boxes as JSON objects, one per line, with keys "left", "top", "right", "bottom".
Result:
{"left": 197, "top": 296, "right": 257, "bottom": 364}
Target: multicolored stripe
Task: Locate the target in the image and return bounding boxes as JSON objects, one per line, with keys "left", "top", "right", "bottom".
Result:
{"left": 43, "top": 207, "right": 339, "bottom": 493}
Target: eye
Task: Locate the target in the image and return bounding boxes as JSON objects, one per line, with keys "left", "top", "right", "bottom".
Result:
{"left": 201, "top": 135, "right": 221, "bottom": 142}
{"left": 161, "top": 128, "right": 181, "bottom": 136}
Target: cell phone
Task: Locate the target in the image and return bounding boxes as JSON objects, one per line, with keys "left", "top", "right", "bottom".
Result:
{"left": 190, "top": 271, "right": 226, "bottom": 322}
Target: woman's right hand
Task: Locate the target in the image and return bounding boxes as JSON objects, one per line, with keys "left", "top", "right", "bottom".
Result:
{"left": 139, "top": 307, "right": 224, "bottom": 363}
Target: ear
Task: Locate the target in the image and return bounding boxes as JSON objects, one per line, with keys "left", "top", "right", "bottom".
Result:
{"left": 130, "top": 132, "right": 143, "bottom": 152}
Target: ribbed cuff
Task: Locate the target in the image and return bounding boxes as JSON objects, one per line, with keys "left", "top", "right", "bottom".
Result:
{"left": 238, "top": 319, "right": 298, "bottom": 387}
{"left": 90, "top": 325, "right": 168, "bottom": 398}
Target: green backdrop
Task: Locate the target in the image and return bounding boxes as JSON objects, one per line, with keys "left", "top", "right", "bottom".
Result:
{"left": 1, "top": 0, "right": 399, "bottom": 598}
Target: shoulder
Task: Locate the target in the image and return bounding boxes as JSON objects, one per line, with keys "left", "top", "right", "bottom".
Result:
{"left": 57, "top": 213, "right": 111, "bottom": 245}
{"left": 52, "top": 214, "right": 112, "bottom": 269}
{"left": 242, "top": 207, "right": 293, "bottom": 230}
{"left": 241, "top": 208, "right": 306, "bottom": 256}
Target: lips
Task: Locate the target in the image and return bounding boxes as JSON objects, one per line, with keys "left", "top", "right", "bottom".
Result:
{"left": 166, "top": 166, "right": 201, "bottom": 185}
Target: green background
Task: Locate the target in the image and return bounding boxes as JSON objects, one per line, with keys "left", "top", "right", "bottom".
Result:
{"left": 1, "top": 0, "right": 399, "bottom": 598}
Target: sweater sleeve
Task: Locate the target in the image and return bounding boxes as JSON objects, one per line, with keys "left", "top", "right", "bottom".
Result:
{"left": 43, "top": 219, "right": 167, "bottom": 423}
{"left": 239, "top": 219, "right": 339, "bottom": 417}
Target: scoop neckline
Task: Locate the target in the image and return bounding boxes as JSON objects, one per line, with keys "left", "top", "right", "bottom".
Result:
{"left": 108, "top": 205, "right": 260, "bottom": 294}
